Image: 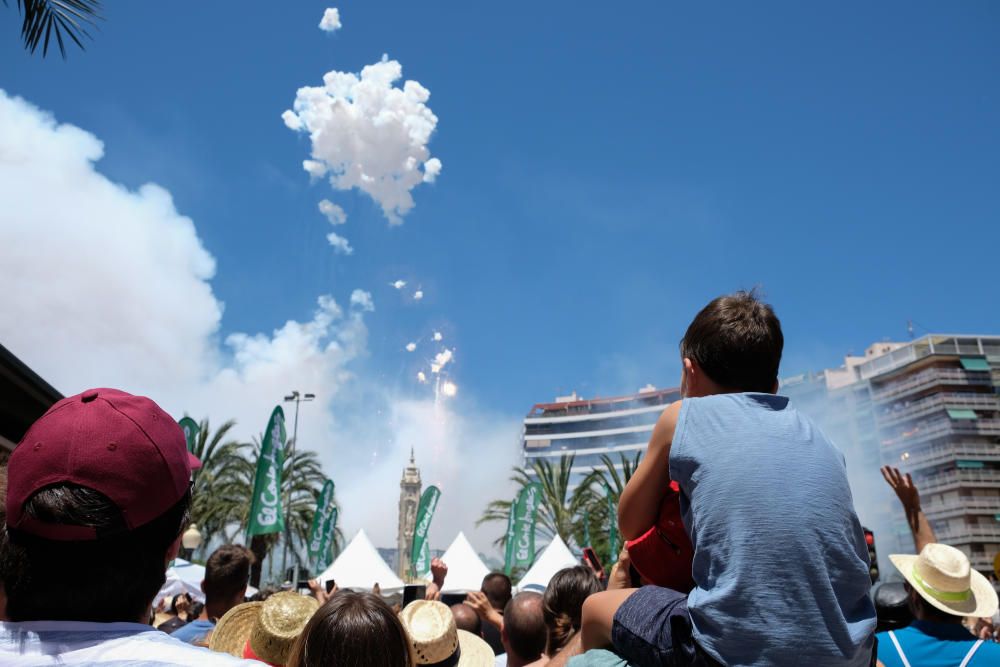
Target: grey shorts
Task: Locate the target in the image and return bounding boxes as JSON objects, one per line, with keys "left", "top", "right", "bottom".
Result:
{"left": 611, "top": 586, "right": 717, "bottom": 667}
{"left": 611, "top": 586, "right": 878, "bottom": 667}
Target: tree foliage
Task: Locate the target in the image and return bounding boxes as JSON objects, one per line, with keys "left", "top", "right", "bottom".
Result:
{"left": 478, "top": 452, "right": 643, "bottom": 568}
{"left": 5, "top": 0, "right": 102, "bottom": 58}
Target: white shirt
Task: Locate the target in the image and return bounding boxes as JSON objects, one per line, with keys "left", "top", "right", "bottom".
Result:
{"left": 0, "top": 621, "right": 265, "bottom": 666}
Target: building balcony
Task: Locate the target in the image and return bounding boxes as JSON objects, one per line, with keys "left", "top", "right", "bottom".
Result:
{"left": 969, "top": 554, "right": 998, "bottom": 573}
{"left": 920, "top": 469, "right": 1000, "bottom": 495}
{"left": 925, "top": 497, "right": 1000, "bottom": 521}
{"left": 877, "top": 393, "right": 1000, "bottom": 429}
{"left": 881, "top": 418, "right": 1000, "bottom": 450}
{"left": 894, "top": 441, "right": 1000, "bottom": 471}
{"left": 934, "top": 524, "right": 1000, "bottom": 544}
{"left": 871, "top": 368, "right": 994, "bottom": 404}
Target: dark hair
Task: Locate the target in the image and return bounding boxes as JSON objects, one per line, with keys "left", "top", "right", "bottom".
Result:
{"left": 249, "top": 584, "right": 280, "bottom": 602}
{"left": 542, "top": 566, "right": 602, "bottom": 655}
{"left": 481, "top": 572, "right": 512, "bottom": 611}
{"left": 680, "top": 289, "right": 783, "bottom": 393}
{"left": 0, "top": 483, "right": 191, "bottom": 622}
{"left": 288, "top": 591, "right": 414, "bottom": 667}
{"left": 170, "top": 592, "right": 191, "bottom": 615}
{"left": 203, "top": 544, "right": 254, "bottom": 603}
{"left": 503, "top": 592, "right": 546, "bottom": 662}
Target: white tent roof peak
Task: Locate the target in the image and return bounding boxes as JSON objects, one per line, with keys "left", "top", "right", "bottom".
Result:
{"left": 516, "top": 534, "right": 578, "bottom": 592}
{"left": 318, "top": 528, "right": 405, "bottom": 593}
{"left": 432, "top": 531, "right": 490, "bottom": 593}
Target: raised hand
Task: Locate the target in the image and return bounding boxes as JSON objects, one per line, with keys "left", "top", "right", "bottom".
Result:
{"left": 880, "top": 466, "right": 921, "bottom": 511}
{"left": 430, "top": 557, "right": 448, "bottom": 588}
{"left": 607, "top": 547, "right": 633, "bottom": 591}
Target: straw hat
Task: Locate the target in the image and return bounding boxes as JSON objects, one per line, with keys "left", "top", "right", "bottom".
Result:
{"left": 400, "top": 600, "right": 495, "bottom": 667}
{"left": 209, "top": 591, "right": 319, "bottom": 665}
{"left": 889, "top": 543, "right": 999, "bottom": 618}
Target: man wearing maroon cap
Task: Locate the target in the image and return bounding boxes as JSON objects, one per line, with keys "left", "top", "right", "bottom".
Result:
{"left": 0, "top": 388, "right": 264, "bottom": 665}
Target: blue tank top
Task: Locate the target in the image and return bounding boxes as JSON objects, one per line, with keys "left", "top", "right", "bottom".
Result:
{"left": 670, "top": 393, "right": 876, "bottom": 667}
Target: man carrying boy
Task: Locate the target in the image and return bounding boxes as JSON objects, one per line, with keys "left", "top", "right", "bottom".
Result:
{"left": 582, "top": 291, "right": 876, "bottom": 666}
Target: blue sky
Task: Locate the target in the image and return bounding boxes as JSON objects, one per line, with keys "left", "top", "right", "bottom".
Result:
{"left": 5, "top": 1, "right": 1000, "bottom": 413}
{"left": 2, "top": 2, "right": 999, "bottom": 549}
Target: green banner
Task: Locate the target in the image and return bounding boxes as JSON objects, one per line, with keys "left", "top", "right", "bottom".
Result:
{"left": 411, "top": 485, "right": 441, "bottom": 577}
{"left": 247, "top": 406, "right": 286, "bottom": 539}
{"left": 307, "top": 480, "right": 336, "bottom": 570}
{"left": 415, "top": 541, "right": 431, "bottom": 578}
{"left": 603, "top": 482, "right": 619, "bottom": 564}
{"left": 178, "top": 417, "right": 199, "bottom": 453}
{"left": 506, "top": 483, "right": 543, "bottom": 574}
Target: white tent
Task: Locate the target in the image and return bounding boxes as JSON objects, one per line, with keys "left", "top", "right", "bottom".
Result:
{"left": 155, "top": 558, "right": 206, "bottom": 606}
{"left": 317, "top": 529, "right": 405, "bottom": 593}
{"left": 516, "top": 534, "right": 578, "bottom": 592}
{"left": 430, "top": 531, "right": 490, "bottom": 593}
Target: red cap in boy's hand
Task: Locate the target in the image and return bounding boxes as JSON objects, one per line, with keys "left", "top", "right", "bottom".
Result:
{"left": 625, "top": 481, "right": 695, "bottom": 592}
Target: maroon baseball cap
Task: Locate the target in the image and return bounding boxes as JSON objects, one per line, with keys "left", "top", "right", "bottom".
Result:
{"left": 6, "top": 387, "right": 201, "bottom": 541}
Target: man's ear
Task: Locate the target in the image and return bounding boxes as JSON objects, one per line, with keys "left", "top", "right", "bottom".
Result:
{"left": 166, "top": 533, "right": 182, "bottom": 565}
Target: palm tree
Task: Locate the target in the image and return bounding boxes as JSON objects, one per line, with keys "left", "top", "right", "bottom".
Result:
{"left": 573, "top": 452, "right": 643, "bottom": 563}
{"left": 478, "top": 454, "right": 586, "bottom": 550}
{"left": 4, "top": 0, "right": 102, "bottom": 57}
{"left": 187, "top": 418, "right": 253, "bottom": 552}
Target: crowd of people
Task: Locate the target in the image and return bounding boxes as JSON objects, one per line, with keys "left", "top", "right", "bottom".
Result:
{"left": 1, "top": 291, "right": 998, "bottom": 665}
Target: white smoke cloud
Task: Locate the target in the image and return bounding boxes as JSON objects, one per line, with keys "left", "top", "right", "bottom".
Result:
{"left": 413, "top": 290, "right": 424, "bottom": 301}
{"left": 326, "top": 230, "right": 354, "bottom": 255}
{"left": 391, "top": 280, "right": 407, "bottom": 290}
{"left": 406, "top": 342, "right": 417, "bottom": 352}
{"left": 318, "top": 8, "right": 341, "bottom": 32}
{"left": 432, "top": 332, "right": 443, "bottom": 342}
{"left": 349, "top": 289, "right": 374, "bottom": 312}
{"left": 282, "top": 55, "right": 442, "bottom": 224}
{"left": 318, "top": 199, "right": 347, "bottom": 225}
{"left": 0, "top": 91, "right": 518, "bottom": 560}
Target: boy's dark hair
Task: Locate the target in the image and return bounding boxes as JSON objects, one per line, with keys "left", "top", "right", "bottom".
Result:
{"left": 203, "top": 544, "right": 254, "bottom": 602}
{"left": 481, "top": 572, "right": 512, "bottom": 611}
{"left": 0, "top": 483, "right": 190, "bottom": 622}
{"left": 680, "top": 289, "right": 783, "bottom": 393}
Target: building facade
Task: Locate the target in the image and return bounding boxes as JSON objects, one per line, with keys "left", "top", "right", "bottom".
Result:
{"left": 783, "top": 335, "right": 1000, "bottom": 581}
{"left": 521, "top": 385, "right": 679, "bottom": 484}
{"left": 396, "top": 449, "right": 422, "bottom": 579}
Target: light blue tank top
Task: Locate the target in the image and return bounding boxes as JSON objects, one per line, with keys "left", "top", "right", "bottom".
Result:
{"left": 670, "top": 393, "right": 876, "bottom": 667}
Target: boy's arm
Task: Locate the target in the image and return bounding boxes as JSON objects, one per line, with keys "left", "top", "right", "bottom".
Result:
{"left": 618, "top": 401, "right": 681, "bottom": 541}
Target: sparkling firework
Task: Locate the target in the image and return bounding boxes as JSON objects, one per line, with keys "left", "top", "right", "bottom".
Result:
{"left": 417, "top": 371, "right": 427, "bottom": 383}
{"left": 432, "top": 331, "right": 443, "bottom": 341}
{"left": 432, "top": 348, "right": 453, "bottom": 372}
{"left": 405, "top": 342, "right": 417, "bottom": 352}
{"left": 413, "top": 290, "right": 424, "bottom": 300}
{"left": 391, "top": 280, "right": 407, "bottom": 290}
{"left": 441, "top": 381, "right": 458, "bottom": 397}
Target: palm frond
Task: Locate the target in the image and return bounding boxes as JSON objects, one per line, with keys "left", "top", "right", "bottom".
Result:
{"left": 11, "top": 0, "right": 102, "bottom": 58}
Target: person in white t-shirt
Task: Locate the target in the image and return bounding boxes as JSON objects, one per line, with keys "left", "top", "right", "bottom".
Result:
{"left": 0, "top": 388, "right": 262, "bottom": 666}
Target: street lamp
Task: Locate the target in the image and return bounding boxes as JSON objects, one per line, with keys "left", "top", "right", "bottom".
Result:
{"left": 181, "top": 523, "right": 202, "bottom": 561}
{"left": 281, "top": 390, "right": 315, "bottom": 584}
